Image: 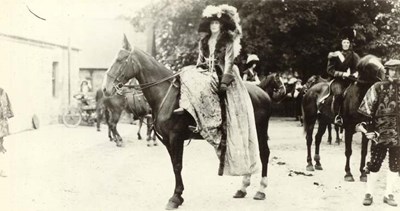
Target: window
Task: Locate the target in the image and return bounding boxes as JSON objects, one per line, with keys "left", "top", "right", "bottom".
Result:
{"left": 52, "top": 62, "right": 59, "bottom": 97}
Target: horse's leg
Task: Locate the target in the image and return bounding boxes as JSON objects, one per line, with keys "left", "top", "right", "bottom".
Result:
{"left": 253, "top": 120, "right": 270, "bottom": 200}
{"left": 305, "top": 120, "right": 316, "bottom": 171}
{"left": 327, "top": 123, "right": 332, "bottom": 144}
{"left": 146, "top": 115, "right": 157, "bottom": 146}
{"left": 112, "top": 112, "right": 123, "bottom": 147}
{"left": 335, "top": 125, "right": 343, "bottom": 144}
{"left": 105, "top": 109, "right": 114, "bottom": 142}
{"left": 137, "top": 117, "right": 143, "bottom": 140}
{"left": 144, "top": 117, "right": 152, "bottom": 147}
{"left": 96, "top": 103, "right": 103, "bottom": 132}
{"left": 165, "top": 134, "right": 185, "bottom": 210}
{"left": 303, "top": 94, "right": 317, "bottom": 171}
{"left": 152, "top": 127, "right": 157, "bottom": 146}
{"left": 314, "top": 118, "right": 327, "bottom": 170}
{"left": 344, "top": 128, "right": 355, "bottom": 182}
{"left": 359, "top": 134, "right": 369, "bottom": 182}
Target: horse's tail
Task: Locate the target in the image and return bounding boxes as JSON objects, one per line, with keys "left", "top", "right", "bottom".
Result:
{"left": 302, "top": 90, "right": 318, "bottom": 134}
{"left": 102, "top": 98, "right": 111, "bottom": 125}
{"left": 95, "top": 88, "right": 104, "bottom": 102}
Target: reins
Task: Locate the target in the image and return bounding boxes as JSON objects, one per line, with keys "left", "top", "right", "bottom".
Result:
{"left": 123, "top": 71, "right": 183, "bottom": 91}
{"left": 116, "top": 53, "right": 189, "bottom": 142}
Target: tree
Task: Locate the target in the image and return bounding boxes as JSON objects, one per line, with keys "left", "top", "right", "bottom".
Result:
{"left": 130, "top": 0, "right": 398, "bottom": 79}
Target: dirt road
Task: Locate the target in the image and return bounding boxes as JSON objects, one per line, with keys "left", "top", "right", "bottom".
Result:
{"left": 0, "top": 118, "right": 398, "bottom": 211}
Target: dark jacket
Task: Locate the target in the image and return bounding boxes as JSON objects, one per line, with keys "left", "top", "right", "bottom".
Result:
{"left": 327, "top": 50, "right": 360, "bottom": 77}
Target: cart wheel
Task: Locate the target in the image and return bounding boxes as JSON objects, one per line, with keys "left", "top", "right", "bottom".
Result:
{"left": 63, "top": 107, "right": 82, "bottom": 127}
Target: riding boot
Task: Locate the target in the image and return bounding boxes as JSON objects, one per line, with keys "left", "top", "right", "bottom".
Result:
{"left": 383, "top": 170, "right": 398, "bottom": 206}
{"left": 333, "top": 95, "right": 343, "bottom": 127}
{"left": 363, "top": 171, "right": 378, "bottom": 206}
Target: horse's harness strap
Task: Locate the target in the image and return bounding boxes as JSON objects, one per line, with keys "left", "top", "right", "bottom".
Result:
{"left": 124, "top": 70, "right": 186, "bottom": 91}
{"left": 158, "top": 77, "right": 177, "bottom": 118}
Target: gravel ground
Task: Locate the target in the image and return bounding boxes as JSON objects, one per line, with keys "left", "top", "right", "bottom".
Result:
{"left": 0, "top": 117, "right": 399, "bottom": 211}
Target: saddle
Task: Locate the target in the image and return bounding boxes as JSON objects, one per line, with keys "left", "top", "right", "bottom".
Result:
{"left": 317, "top": 78, "right": 352, "bottom": 118}
{"left": 126, "top": 92, "right": 151, "bottom": 120}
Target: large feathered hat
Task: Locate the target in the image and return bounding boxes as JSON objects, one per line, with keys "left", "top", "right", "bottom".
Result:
{"left": 198, "top": 4, "right": 242, "bottom": 57}
{"left": 338, "top": 27, "right": 356, "bottom": 42}
{"left": 198, "top": 5, "right": 241, "bottom": 33}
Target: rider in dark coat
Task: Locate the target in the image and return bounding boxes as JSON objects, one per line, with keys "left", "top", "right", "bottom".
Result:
{"left": 325, "top": 27, "right": 360, "bottom": 126}
{"left": 357, "top": 59, "right": 400, "bottom": 207}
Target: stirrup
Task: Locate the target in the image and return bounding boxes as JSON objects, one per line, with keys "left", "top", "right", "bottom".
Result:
{"left": 334, "top": 115, "right": 343, "bottom": 126}
{"left": 188, "top": 125, "right": 199, "bottom": 133}
{"left": 173, "top": 107, "right": 185, "bottom": 115}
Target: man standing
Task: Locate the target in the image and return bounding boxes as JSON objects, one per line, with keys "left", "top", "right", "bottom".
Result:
{"left": 357, "top": 59, "right": 400, "bottom": 207}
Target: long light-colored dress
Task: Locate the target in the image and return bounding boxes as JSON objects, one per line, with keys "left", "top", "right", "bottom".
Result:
{"left": 0, "top": 88, "right": 14, "bottom": 138}
{"left": 179, "top": 33, "right": 259, "bottom": 176}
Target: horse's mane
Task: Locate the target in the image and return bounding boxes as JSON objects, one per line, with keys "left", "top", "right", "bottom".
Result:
{"left": 357, "top": 54, "right": 384, "bottom": 82}
{"left": 133, "top": 47, "right": 173, "bottom": 75}
{"left": 259, "top": 73, "right": 275, "bottom": 89}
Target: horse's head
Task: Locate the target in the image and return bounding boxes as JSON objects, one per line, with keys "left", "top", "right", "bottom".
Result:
{"left": 102, "top": 35, "right": 138, "bottom": 96}
{"left": 357, "top": 55, "right": 386, "bottom": 83}
{"left": 259, "top": 72, "right": 286, "bottom": 101}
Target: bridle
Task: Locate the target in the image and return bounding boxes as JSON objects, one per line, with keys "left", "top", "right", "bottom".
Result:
{"left": 106, "top": 51, "right": 132, "bottom": 95}
{"left": 106, "top": 48, "right": 188, "bottom": 141}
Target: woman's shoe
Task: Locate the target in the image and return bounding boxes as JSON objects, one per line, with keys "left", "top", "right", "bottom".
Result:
{"left": 173, "top": 107, "right": 185, "bottom": 115}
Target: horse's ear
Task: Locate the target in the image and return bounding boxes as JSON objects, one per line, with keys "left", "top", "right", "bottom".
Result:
{"left": 122, "top": 34, "right": 132, "bottom": 51}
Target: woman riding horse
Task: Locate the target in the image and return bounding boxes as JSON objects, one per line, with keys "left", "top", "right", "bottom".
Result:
{"left": 324, "top": 27, "right": 360, "bottom": 126}
{"left": 173, "top": 5, "right": 259, "bottom": 178}
{"left": 303, "top": 55, "right": 384, "bottom": 181}
{"left": 102, "top": 6, "right": 272, "bottom": 209}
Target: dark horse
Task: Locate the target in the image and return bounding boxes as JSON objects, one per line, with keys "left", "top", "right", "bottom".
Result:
{"left": 102, "top": 38, "right": 272, "bottom": 209}
{"left": 97, "top": 88, "right": 156, "bottom": 147}
{"left": 302, "top": 55, "right": 385, "bottom": 181}
{"left": 302, "top": 75, "right": 343, "bottom": 144}
{"left": 258, "top": 72, "right": 286, "bottom": 102}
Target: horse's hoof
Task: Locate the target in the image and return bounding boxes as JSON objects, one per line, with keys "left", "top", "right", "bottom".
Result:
{"left": 233, "top": 190, "right": 247, "bottom": 198}
{"left": 327, "top": 138, "right": 332, "bottom": 144}
{"left": 138, "top": 136, "right": 142, "bottom": 140}
{"left": 165, "top": 201, "right": 179, "bottom": 210}
{"left": 165, "top": 197, "right": 183, "bottom": 210}
{"left": 97, "top": 128, "right": 101, "bottom": 132}
{"left": 344, "top": 174, "right": 355, "bottom": 182}
{"left": 360, "top": 175, "right": 367, "bottom": 182}
{"left": 336, "top": 139, "right": 342, "bottom": 145}
{"left": 315, "top": 164, "right": 323, "bottom": 170}
{"left": 306, "top": 164, "right": 315, "bottom": 171}
{"left": 116, "top": 141, "right": 124, "bottom": 147}
{"left": 253, "top": 191, "right": 266, "bottom": 200}
{"left": 147, "top": 143, "right": 152, "bottom": 147}
{"left": 153, "top": 142, "right": 158, "bottom": 146}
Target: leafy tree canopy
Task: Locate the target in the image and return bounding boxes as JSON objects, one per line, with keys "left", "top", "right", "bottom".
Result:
{"left": 130, "top": 0, "right": 399, "bottom": 80}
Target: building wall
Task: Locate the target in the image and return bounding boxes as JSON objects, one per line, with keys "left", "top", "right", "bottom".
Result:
{"left": 0, "top": 34, "right": 80, "bottom": 133}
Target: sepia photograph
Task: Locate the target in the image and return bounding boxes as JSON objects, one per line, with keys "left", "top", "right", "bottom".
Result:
{"left": 1, "top": 0, "right": 400, "bottom": 210}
